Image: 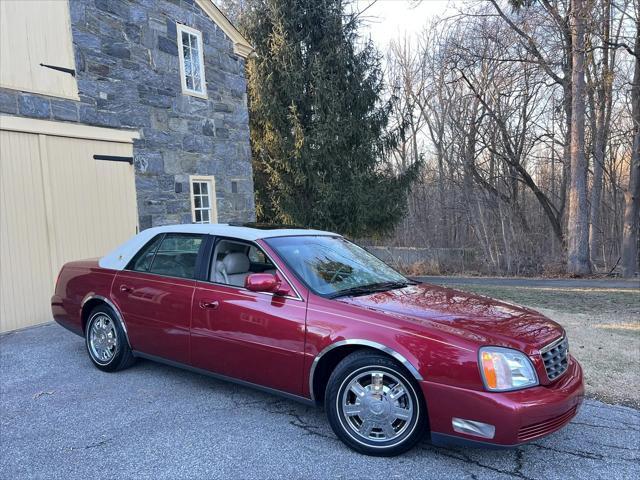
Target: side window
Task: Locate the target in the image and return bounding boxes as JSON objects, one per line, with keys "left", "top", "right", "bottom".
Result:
{"left": 147, "top": 234, "right": 204, "bottom": 279}
{"left": 248, "top": 246, "right": 273, "bottom": 266}
{"left": 128, "top": 235, "right": 163, "bottom": 272}
{"left": 211, "top": 240, "right": 274, "bottom": 287}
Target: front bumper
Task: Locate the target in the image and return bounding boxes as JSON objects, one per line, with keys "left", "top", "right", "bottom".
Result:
{"left": 421, "top": 356, "right": 584, "bottom": 447}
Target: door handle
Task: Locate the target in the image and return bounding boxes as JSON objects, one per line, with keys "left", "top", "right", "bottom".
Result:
{"left": 119, "top": 284, "right": 133, "bottom": 293}
{"left": 199, "top": 300, "right": 219, "bottom": 310}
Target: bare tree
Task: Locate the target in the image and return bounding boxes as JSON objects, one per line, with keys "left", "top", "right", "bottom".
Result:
{"left": 567, "top": 0, "right": 592, "bottom": 274}
{"left": 379, "top": 0, "right": 636, "bottom": 276}
{"left": 621, "top": 3, "right": 640, "bottom": 277}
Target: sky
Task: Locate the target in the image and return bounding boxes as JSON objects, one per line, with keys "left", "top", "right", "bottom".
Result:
{"left": 355, "top": 0, "right": 458, "bottom": 51}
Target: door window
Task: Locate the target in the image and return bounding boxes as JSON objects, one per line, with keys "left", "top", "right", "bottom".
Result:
{"left": 127, "top": 235, "right": 163, "bottom": 272}
{"left": 210, "top": 240, "right": 275, "bottom": 287}
{"left": 128, "top": 233, "right": 204, "bottom": 279}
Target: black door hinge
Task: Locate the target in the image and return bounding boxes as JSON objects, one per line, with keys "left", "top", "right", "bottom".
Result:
{"left": 40, "top": 63, "right": 76, "bottom": 77}
{"left": 94, "top": 155, "right": 134, "bottom": 165}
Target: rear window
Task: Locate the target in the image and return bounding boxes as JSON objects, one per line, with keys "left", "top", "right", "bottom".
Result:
{"left": 127, "top": 233, "right": 204, "bottom": 279}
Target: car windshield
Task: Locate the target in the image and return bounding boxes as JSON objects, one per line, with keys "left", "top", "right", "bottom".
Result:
{"left": 265, "top": 236, "right": 411, "bottom": 297}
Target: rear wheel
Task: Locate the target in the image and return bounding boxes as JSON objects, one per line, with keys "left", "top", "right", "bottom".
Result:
{"left": 325, "top": 350, "right": 427, "bottom": 456}
{"left": 85, "top": 305, "right": 135, "bottom": 372}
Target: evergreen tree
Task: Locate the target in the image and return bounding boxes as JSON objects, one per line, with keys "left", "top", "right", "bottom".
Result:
{"left": 242, "top": 0, "right": 419, "bottom": 237}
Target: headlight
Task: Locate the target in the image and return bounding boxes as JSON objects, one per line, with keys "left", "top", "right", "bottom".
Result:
{"left": 479, "top": 347, "right": 538, "bottom": 392}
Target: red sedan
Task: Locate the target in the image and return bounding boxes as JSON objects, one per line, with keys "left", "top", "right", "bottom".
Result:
{"left": 51, "top": 224, "right": 583, "bottom": 456}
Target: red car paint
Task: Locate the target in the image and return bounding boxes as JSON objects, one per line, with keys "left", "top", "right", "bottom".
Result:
{"left": 52, "top": 237, "right": 583, "bottom": 447}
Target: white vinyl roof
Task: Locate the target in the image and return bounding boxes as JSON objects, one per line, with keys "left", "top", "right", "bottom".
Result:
{"left": 99, "top": 223, "right": 339, "bottom": 270}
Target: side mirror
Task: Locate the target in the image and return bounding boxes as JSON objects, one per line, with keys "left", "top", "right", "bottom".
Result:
{"left": 245, "top": 273, "right": 291, "bottom": 296}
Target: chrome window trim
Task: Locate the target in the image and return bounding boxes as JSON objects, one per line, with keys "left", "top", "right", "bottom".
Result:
{"left": 81, "top": 294, "right": 131, "bottom": 348}
{"left": 308, "top": 339, "right": 424, "bottom": 402}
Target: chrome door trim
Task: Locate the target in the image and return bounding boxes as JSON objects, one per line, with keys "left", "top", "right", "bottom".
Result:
{"left": 308, "top": 339, "right": 424, "bottom": 402}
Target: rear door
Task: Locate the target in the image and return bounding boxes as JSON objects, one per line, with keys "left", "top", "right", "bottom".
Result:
{"left": 111, "top": 233, "right": 206, "bottom": 364}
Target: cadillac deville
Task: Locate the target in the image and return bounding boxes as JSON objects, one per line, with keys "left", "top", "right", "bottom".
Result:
{"left": 51, "top": 224, "right": 583, "bottom": 456}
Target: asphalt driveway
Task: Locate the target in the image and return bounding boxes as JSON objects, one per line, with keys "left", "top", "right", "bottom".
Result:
{"left": 1, "top": 323, "right": 639, "bottom": 479}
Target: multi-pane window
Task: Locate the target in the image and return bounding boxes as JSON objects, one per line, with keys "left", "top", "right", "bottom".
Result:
{"left": 177, "top": 24, "right": 206, "bottom": 97}
{"left": 190, "top": 176, "right": 217, "bottom": 224}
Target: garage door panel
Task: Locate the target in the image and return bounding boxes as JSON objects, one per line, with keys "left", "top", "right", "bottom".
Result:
{"left": 44, "top": 136, "right": 138, "bottom": 275}
{"left": 1, "top": 130, "right": 138, "bottom": 332}
{"left": 0, "top": 131, "right": 52, "bottom": 332}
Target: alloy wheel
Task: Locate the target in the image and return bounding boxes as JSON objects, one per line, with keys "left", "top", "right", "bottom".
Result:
{"left": 339, "top": 370, "right": 414, "bottom": 443}
{"left": 88, "top": 314, "right": 118, "bottom": 364}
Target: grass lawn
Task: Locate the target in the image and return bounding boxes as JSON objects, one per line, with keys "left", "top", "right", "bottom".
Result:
{"left": 444, "top": 284, "right": 639, "bottom": 316}
{"left": 444, "top": 283, "right": 640, "bottom": 408}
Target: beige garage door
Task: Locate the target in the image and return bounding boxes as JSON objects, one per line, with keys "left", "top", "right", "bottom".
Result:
{"left": 0, "top": 119, "right": 139, "bottom": 332}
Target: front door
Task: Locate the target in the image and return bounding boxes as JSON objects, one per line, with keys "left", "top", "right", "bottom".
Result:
{"left": 190, "top": 238, "right": 307, "bottom": 395}
{"left": 112, "top": 233, "right": 206, "bottom": 364}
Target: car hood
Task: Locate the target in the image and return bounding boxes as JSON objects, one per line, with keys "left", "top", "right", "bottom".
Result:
{"left": 336, "top": 283, "right": 563, "bottom": 353}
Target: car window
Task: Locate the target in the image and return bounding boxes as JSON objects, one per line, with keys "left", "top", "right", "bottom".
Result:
{"left": 210, "top": 240, "right": 275, "bottom": 287}
{"left": 145, "top": 234, "right": 204, "bottom": 279}
{"left": 265, "top": 236, "right": 407, "bottom": 296}
{"left": 248, "top": 245, "right": 272, "bottom": 265}
{"left": 128, "top": 235, "right": 163, "bottom": 272}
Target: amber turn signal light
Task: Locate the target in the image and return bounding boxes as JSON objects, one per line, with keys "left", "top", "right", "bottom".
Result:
{"left": 481, "top": 351, "right": 497, "bottom": 389}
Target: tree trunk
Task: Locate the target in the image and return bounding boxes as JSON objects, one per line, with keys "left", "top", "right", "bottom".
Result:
{"left": 621, "top": 17, "right": 640, "bottom": 277}
{"left": 589, "top": 0, "right": 611, "bottom": 267}
{"left": 567, "top": 0, "right": 591, "bottom": 275}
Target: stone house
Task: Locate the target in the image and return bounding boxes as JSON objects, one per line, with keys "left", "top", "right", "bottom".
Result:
{"left": 0, "top": 0, "right": 255, "bottom": 332}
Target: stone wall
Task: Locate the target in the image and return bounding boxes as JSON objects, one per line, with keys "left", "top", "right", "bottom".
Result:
{"left": 0, "top": 0, "right": 255, "bottom": 229}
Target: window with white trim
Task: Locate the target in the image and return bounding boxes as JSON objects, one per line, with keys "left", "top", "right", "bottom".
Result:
{"left": 177, "top": 24, "right": 207, "bottom": 97}
{"left": 190, "top": 176, "right": 217, "bottom": 224}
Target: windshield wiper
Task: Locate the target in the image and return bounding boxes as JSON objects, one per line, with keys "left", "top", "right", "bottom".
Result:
{"left": 328, "top": 281, "right": 412, "bottom": 299}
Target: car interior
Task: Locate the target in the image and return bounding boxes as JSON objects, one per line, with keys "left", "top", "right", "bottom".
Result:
{"left": 210, "top": 240, "right": 277, "bottom": 287}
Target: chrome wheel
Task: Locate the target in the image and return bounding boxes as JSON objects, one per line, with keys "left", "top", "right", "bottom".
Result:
{"left": 88, "top": 314, "right": 117, "bottom": 364}
{"left": 340, "top": 370, "right": 414, "bottom": 443}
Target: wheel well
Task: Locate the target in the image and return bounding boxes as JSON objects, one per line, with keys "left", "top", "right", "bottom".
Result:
{"left": 81, "top": 298, "right": 106, "bottom": 333}
{"left": 311, "top": 345, "right": 408, "bottom": 405}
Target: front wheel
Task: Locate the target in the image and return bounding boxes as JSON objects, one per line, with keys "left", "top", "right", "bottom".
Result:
{"left": 325, "top": 350, "right": 427, "bottom": 456}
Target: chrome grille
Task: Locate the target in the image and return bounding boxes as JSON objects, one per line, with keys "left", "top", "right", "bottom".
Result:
{"left": 541, "top": 336, "right": 569, "bottom": 380}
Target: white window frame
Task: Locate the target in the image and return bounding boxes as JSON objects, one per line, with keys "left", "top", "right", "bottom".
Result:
{"left": 177, "top": 23, "right": 207, "bottom": 98}
{"left": 189, "top": 176, "right": 217, "bottom": 224}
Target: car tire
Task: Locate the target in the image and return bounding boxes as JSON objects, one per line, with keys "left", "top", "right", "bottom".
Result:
{"left": 85, "top": 304, "right": 135, "bottom": 372}
{"left": 325, "top": 350, "right": 427, "bottom": 456}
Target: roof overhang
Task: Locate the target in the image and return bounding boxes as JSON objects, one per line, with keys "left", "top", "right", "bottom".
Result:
{"left": 195, "top": 0, "right": 255, "bottom": 59}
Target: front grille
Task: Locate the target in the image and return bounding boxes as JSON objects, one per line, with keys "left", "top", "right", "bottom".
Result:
{"left": 541, "top": 336, "right": 569, "bottom": 380}
{"left": 518, "top": 406, "right": 577, "bottom": 442}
